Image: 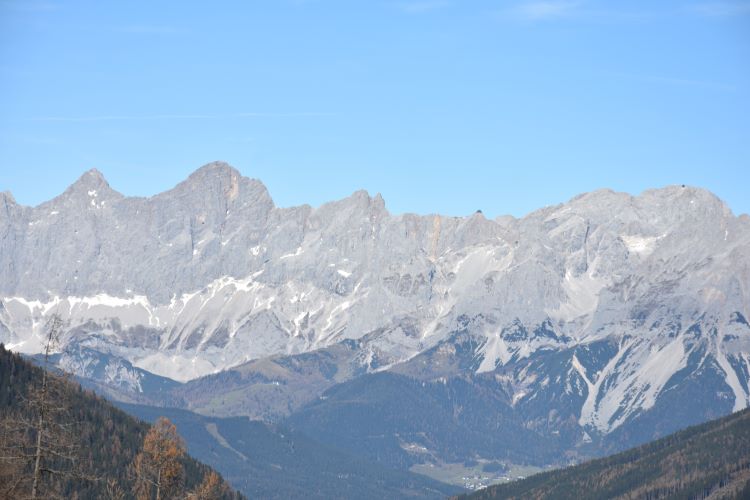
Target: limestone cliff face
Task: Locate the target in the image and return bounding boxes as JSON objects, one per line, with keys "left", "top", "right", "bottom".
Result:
{"left": 1, "top": 163, "right": 749, "bottom": 438}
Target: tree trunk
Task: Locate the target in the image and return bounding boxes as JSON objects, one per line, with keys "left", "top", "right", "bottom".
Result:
{"left": 31, "top": 410, "right": 44, "bottom": 499}
{"left": 31, "top": 317, "right": 56, "bottom": 499}
{"left": 156, "top": 467, "right": 161, "bottom": 500}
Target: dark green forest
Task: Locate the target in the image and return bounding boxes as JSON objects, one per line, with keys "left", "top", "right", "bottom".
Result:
{"left": 460, "top": 405, "right": 750, "bottom": 500}
{"left": 0, "top": 344, "right": 242, "bottom": 499}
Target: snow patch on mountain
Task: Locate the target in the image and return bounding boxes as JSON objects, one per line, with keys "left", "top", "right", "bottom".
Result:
{"left": 579, "top": 336, "right": 689, "bottom": 432}
{"left": 621, "top": 234, "right": 663, "bottom": 256}
{"left": 548, "top": 270, "right": 607, "bottom": 322}
{"left": 714, "top": 335, "right": 750, "bottom": 412}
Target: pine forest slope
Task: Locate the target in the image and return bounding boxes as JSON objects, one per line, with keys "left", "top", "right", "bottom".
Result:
{"left": 0, "top": 344, "right": 240, "bottom": 500}
{"left": 116, "top": 402, "right": 462, "bottom": 500}
{"left": 460, "top": 407, "right": 750, "bottom": 500}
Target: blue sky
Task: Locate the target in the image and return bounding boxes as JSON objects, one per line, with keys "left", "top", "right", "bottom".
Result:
{"left": 1, "top": 0, "right": 748, "bottom": 217}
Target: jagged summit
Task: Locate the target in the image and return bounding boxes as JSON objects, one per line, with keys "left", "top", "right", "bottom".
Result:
{"left": 0, "top": 166, "right": 743, "bottom": 306}
{"left": 41, "top": 167, "right": 124, "bottom": 210}
{"left": 9, "top": 163, "right": 737, "bottom": 222}
{"left": 82, "top": 167, "right": 106, "bottom": 181}
{"left": 0, "top": 191, "right": 16, "bottom": 204}
{"left": 71, "top": 168, "right": 112, "bottom": 190}
{"left": 314, "top": 188, "right": 389, "bottom": 217}
{"left": 186, "top": 161, "right": 241, "bottom": 181}
{"left": 160, "top": 162, "right": 274, "bottom": 213}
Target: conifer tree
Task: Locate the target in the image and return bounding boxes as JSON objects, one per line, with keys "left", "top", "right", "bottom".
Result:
{"left": 132, "top": 417, "right": 186, "bottom": 500}
{"left": 0, "top": 314, "right": 83, "bottom": 499}
{"left": 188, "top": 470, "right": 230, "bottom": 500}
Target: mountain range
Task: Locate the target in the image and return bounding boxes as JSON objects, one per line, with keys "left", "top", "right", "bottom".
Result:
{"left": 2, "top": 162, "right": 749, "bottom": 492}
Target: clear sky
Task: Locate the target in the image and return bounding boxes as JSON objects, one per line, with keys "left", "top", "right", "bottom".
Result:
{"left": 1, "top": 0, "right": 748, "bottom": 217}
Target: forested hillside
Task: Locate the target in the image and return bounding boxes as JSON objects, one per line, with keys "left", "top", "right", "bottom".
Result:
{"left": 460, "top": 407, "right": 750, "bottom": 500}
{"left": 0, "top": 343, "right": 241, "bottom": 499}
{"left": 119, "top": 402, "right": 462, "bottom": 499}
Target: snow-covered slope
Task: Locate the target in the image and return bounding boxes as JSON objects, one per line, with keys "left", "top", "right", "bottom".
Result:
{"left": 1, "top": 163, "right": 749, "bottom": 439}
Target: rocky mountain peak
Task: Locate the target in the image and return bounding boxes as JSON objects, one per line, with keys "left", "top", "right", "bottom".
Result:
{"left": 0, "top": 191, "right": 16, "bottom": 205}
{"left": 641, "top": 184, "right": 729, "bottom": 210}
{"left": 173, "top": 161, "right": 273, "bottom": 209}
{"left": 349, "top": 189, "right": 386, "bottom": 212}
{"left": 186, "top": 161, "right": 240, "bottom": 182}
{"left": 0, "top": 191, "right": 19, "bottom": 218}
{"left": 73, "top": 168, "right": 111, "bottom": 190}
{"left": 50, "top": 168, "right": 122, "bottom": 209}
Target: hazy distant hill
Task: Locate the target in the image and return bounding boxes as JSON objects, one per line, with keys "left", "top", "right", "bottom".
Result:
{"left": 460, "top": 407, "right": 750, "bottom": 500}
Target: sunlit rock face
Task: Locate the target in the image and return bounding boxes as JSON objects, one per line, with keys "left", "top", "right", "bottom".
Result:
{"left": 1, "top": 163, "right": 749, "bottom": 439}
